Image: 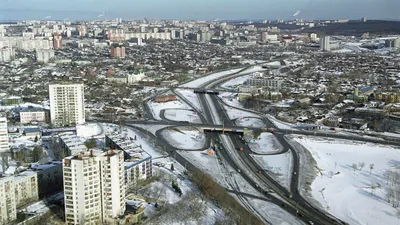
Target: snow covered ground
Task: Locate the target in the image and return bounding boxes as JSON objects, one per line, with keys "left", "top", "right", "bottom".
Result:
{"left": 0, "top": 102, "right": 46, "bottom": 111}
{"left": 220, "top": 75, "right": 251, "bottom": 89}
{"left": 175, "top": 89, "right": 202, "bottom": 111}
{"left": 266, "top": 115, "right": 294, "bottom": 129}
{"left": 161, "top": 127, "right": 206, "bottom": 150}
{"left": 179, "top": 139, "right": 303, "bottom": 225}
{"left": 248, "top": 132, "right": 283, "bottom": 154}
{"left": 238, "top": 66, "right": 266, "bottom": 75}
{"left": 223, "top": 105, "right": 259, "bottom": 120}
{"left": 235, "top": 117, "right": 265, "bottom": 128}
{"left": 178, "top": 150, "right": 224, "bottom": 183}
{"left": 148, "top": 99, "right": 192, "bottom": 120}
{"left": 292, "top": 135, "right": 400, "bottom": 225}
{"left": 140, "top": 166, "right": 223, "bottom": 225}
{"left": 263, "top": 61, "right": 281, "bottom": 67}
{"left": 164, "top": 109, "right": 201, "bottom": 123}
{"left": 219, "top": 93, "right": 243, "bottom": 108}
{"left": 180, "top": 68, "right": 243, "bottom": 88}
{"left": 251, "top": 151, "right": 293, "bottom": 190}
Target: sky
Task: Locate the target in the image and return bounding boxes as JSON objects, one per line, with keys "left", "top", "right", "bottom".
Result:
{"left": 0, "top": 0, "right": 399, "bottom": 21}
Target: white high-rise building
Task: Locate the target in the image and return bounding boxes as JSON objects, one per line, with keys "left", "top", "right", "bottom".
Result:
{"left": 320, "top": 36, "right": 330, "bottom": 51}
{"left": 0, "top": 117, "right": 9, "bottom": 153}
{"left": 99, "top": 150, "right": 125, "bottom": 224}
{"left": 49, "top": 83, "right": 85, "bottom": 127}
{"left": 36, "top": 49, "right": 55, "bottom": 63}
{"left": 63, "top": 150, "right": 125, "bottom": 225}
{"left": 63, "top": 153, "right": 102, "bottom": 225}
{"left": 0, "top": 176, "right": 16, "bottom": 224}
{"left": 0, "top": 47, "right": 15, "bottom": 62}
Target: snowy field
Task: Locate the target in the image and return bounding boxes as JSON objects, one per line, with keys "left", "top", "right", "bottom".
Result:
{"left": 235, "top": 117, "right": 265, "bottom": 128}
{"left": 179, "top": 140, "right": 303, "bottom": 225}
{"left": 219, "top": 93, "right": 243, "bottom": 108}
{"left": 237, "top": 66, "right": 266, "bottom": 75}
{"left": 248, "top": 132, "right": 283, "bottom": 154}
{"left": 148, "top": 99, "right": 192, "bottom": 120}
{"left": 175, "top": 89, "right": 202, "bottom": 111}
{"left": 266, "top": 115, "right": 294, "bottom": 129}
{"left": 292, "top": 135, "right": 400, "bottom": 225}
{"left": 263, "top": 61, "right": 281, "bottom": 67}
{"left": 223, "top": 105, "right": 259, "bottom": 120}
{"left": 140, "top": 167, "right": 223, "bottom": 225}
{"left": 178, "top": 150, "right": 224, "bottom": 183}
{"left": 180, "top": 68, "right": 243, "bottom": 88}
{"left": 161, "top": 127, "right": 206, "bottom": 150}
{"left": 130, "top": 124, "right": 171, "bottom": 136}
{"left": 251, "top": 151, "right": 293, "bottom": 190}
{"left": 220, "top": 75, "right": 251, "bottom": 89}
{"left": 164, "top": 109, "right": 201, "bottom": 123}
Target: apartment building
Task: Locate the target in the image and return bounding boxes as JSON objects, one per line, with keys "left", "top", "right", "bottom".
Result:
{"left": 0, "top": 116, "right": 9, "bottom": 153}
{"left": 63, "top": 153, "right": 102, "bottom": 225}
{"left": 36, "top": 49, "right": 55, "bottom": 63}
{"left": 58, "top": 132, "right": 87, "bottom": 156}
{"left": 0, "top": 176, "right": 16, "bottom": 224}
{"left": 63, "top": 149, "right": 126, "bottom": 225}
{"left": 105, "top": 134, "right": 152, "bottom": 191}
{"left": 13, "top": 171, "right": 38, "bottom": 208}
{"left": 99, "top": 150, "right": 126, "bottom": 224}
{"left": 110, "top": 46, "right": 125, "bottom": 58}
{"left": 0, "top": 47, "right": 15, "bottom": 62}
{"left": 49, "top": 83, "right": 85, "bottom": 127}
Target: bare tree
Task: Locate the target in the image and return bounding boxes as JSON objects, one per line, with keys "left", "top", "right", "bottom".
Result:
{"left": 352, "top": 163, "right": 358, "bottom": 171}
{"left": 358, "top": 162, "right": 366, "bottom": 171}
{"left": 1, "top": 153, "right": 9, "bottom": 173}
{"left": 369, "top": 163, "right": 375, "bottom": 175}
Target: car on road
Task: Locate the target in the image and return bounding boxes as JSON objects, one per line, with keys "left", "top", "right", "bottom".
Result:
{"left": 238, "top": 147, "right": 244, "bottom": 151}
{"left": 308, "top": 221, "right": 314, "bottom": 225}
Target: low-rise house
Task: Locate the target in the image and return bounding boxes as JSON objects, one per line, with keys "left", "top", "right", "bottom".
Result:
{"left": 154, "top": 95, "right": 177, "bottom": 103}
{"left": 20, "top": 107, "right": 49, "bottom": 124}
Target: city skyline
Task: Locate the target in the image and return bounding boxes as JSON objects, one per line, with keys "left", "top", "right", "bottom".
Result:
{"left": 0, "top": 0, "right": 399, "bottom": 21}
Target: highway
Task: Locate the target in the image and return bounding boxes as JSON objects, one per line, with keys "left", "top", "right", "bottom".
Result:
{"left": 192, "top": 67, "right": 348, "bottom": 225}
{"left": 96, "top": 65, "right": 399, "bottom": 225}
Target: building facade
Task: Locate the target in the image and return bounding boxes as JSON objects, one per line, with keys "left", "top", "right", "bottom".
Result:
{"left": 13, "top": 171, "right": 38, "bottom": 208}
{"left": 320, "top": 36, "right": 330, "bottom": 51}
{"left": 49, "top": 83, "right": 85, "bottom": 127}
{"left": 99, "top": 150, "right": 126, "bottom": 224}
{"left": 0, "top": 117, "right": 9, "bottom": 153}
{"left": 0, "top": 47, "right": 15, "bottom": 62}
{"left": 19, "top": 108, "right": 48, "bottom": 124}
{"left": 63, "top": 153, "right": 102, "bottom": 225}
{"left": 63, "top": 150, "right": 126, "bottom": 225}
{"left": 36, "top": 49, "right": 55, "bottom": 63}
{"left": 53, "top": 33, "right": 62, "bottom": 49}
{"left": 105, "top": 135, "right": 152, "bottom": 191}
{"left": 58, "top": 132, "right": 87, "bottom": 156}
{"left": 248, "top": 78, "right": 282, "bottom": 90}
{"left": 110, "top": 47, "right": 125, "bottom": 58}
{"left": 0, "top": 176, "right": 16, "bottom": 224}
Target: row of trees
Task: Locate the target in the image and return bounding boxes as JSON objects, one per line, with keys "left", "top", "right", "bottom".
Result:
{"left": 384, "top": 168, "right": 400, "bottom": 208}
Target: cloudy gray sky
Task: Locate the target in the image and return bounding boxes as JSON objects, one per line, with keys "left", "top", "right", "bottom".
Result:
{"left": 0, "top": 0, "right": 399, "bottom": 21}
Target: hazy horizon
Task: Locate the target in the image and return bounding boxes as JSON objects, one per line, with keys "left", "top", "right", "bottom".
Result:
{"left": 0, "top": 0, "right": 399, "bottom": 21}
